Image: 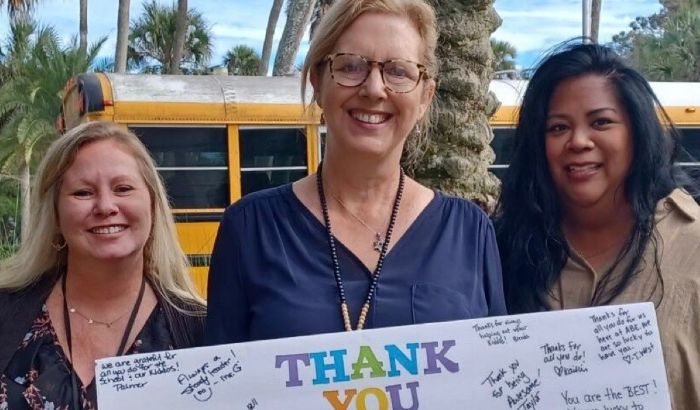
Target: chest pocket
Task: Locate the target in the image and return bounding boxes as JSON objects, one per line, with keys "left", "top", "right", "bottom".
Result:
{"left": 411, "top": 283, "right": 472, "bottom": 324}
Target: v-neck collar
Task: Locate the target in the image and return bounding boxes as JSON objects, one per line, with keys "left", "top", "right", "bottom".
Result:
{"left": 286, "top": 183, "right": 442, "bottom": 275}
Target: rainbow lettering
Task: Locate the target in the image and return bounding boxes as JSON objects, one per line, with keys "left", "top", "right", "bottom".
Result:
{"left": 275, "top": 340, "right": 459, "bottom": 409}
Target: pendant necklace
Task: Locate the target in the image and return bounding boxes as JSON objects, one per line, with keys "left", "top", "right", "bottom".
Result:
{"left": 67, "top": 305, "right": 131, "bottom": 328}
{"left": 62, "top": 272, "right": 146, "bottom": 409}
{"left": 317, "top": 161, "right": 404, "bottom": 331}
{"left": 327, "top": 189, "right": 386, "bottom": 253}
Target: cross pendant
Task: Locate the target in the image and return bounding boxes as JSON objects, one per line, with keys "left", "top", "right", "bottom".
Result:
{"left": 373, "top": 233, "right": 385, "bottom": 253}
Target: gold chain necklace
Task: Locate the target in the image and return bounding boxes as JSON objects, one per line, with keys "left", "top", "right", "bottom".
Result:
{"left": 328, "top": 190, "right": 386, "bottom": 253}
{"left": 67, "top": 305, "right": 131, "bottom": 328}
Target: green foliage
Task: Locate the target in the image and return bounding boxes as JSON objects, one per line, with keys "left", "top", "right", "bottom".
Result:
{"left": 128, "top": 1, "right": 213, "bottom": 74}
{"left": 490, "top": 38, "right": 518, "bottom": 78}
{"left": 610, "top": 1, "right": 700, "bottom": 81}
{"left": 0, "top": 20, "right": 106, "bottom": 170}
{"left": 0, "top": 19, "right": 105, "bottom": 239}
{"left": 223, "top": 45, "right": 261, "bottom": 75}
{"left": 0, "top": 177, "right": 19, "bottom": 257}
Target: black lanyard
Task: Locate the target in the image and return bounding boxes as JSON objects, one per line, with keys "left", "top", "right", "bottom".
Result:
{"left": 61, "top": 272, "right": 146, "bottom": 409}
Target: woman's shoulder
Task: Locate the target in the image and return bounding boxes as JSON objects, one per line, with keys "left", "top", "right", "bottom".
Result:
{"left": 433, "top": 191, "right": 492, "bottom": 223}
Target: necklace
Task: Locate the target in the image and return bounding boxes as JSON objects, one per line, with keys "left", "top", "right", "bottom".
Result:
{"left": 61, "top": 272, "right": 146, "bottom": 409}
{"left": 327, "top": 190, "right": 386, "bottom": 253}
{"left": 317, "top": 161, "right": 404, "bottom": 331}
{"left": 67, "top": 305, "right": 132, "bottom": 328}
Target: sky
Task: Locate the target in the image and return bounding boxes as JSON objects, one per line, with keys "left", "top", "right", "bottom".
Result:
{"left": 0, "top": 0, "right": 664, "bottom": 71}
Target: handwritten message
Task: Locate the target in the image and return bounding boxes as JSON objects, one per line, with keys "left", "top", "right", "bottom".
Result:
{"left": 472, "top": 316, "right": 531, "bottom": 346}
{"left": 560, "top": 379, "right": 662, "bottom": 410}
{"left": 590, "top": 306, "right": 656, "bottom": 364}
{"left": 481, "top": 359, "right": 542, "bottom": 409}
{"left": 96, "top": 303, "right": 671, "bottom": 409}
{"left": 541, "top": 340, "right": 589, "bottom": 377}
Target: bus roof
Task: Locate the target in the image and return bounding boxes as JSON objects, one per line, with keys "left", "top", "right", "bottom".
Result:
{"left": 103, "top": 74, "right": 700, "bottom": 109}
{"left": 489, "top": 79, "right": 700, "bottom": 108}
{"left": 105, "top": 73, "right": 311, "bottom": 105}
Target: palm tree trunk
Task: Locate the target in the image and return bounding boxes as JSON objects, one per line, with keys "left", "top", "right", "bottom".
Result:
{"left": 170, "top": 0, "right": 188, "bottom": 74}
{"left": 259, "top": 0, "right": 284, "bottom": 75}
{"left": 19, "top": 160, "right": 30, "bottom": 243}
{"left": 79, "top": 0, "right": 88, "bottom": 52}
{"left": 273, "top": 0, "right": 314, "bottom": 76}
{"left": 591, "top": 0, "right": 602, "bottom": 43}
{"left": 413, "top": 0, "right": 502, "bottom": 211}
{"left": 310, "top": 0, "right": 333, "bottom": 40}
{"left": 115, "top": 0, "right": 130, "bottom": 73}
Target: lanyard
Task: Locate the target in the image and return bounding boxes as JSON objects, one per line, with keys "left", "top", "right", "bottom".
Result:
{"left": 61, "top": 272, "right": 146, "bottom": 409}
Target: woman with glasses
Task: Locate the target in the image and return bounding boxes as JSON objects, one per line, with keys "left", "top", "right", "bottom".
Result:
{"left": 205, "top": 0, "right": 506, "bottom": 344}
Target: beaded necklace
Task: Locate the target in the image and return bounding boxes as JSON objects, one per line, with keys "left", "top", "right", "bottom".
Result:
{"left": 316, "top": 161, "right": 404, "bottom": 331}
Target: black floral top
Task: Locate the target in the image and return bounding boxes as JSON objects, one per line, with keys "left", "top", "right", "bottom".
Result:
{"left": 0, "top": 304, "right": 174, "bottom": 409}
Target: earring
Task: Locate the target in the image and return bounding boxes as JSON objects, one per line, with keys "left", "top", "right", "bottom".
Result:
{"left": 414, "top": 125, "right": 422, "bottom": 137}
{"left": 52, "top": 237, "right": 66, "bottom": 251}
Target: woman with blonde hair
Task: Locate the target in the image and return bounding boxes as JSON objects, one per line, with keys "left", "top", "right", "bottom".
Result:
{"left": 206, "top": 0, "right": 505, "bottom": 344}
{"left": 0, "top": 121, "right": 205, "bottom": 409}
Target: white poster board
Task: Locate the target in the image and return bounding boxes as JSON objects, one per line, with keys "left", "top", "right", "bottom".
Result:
{"left": 96, "top": 303, "right": 671, "bottom": 409}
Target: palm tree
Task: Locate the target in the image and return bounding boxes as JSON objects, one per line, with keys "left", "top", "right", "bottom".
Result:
{"left": 224, "top": 45, "right": 261, "bottom": 75}
{"left": 412, "top": 0, "right": 502, "bottom": 210}
{"left": 128, "top": 0, "right": 212, "bottom": 74}
{"left": 0, "top": 20, "right": 105, "bottom": 240}
{"left": 259, "top": 0, "right": 283, "bottom": 75}
{"left": 310, "top": 0, "right": 333, "bottom": 40}
{"left": 170, "top": 0, "right": 188, "bottom": 74}
{"left": 591, "top": 0, "right": 602, "bottom": 43}
{"left": 114, "top": 0, "right": 130, "bottom": 73}
{"left": 0, "top": 0, "right": 38, "bottom": 19}
{"left": 79, "top": 0, "right": 87, "bottom": 51}
{"left": 273, "top": 0, "right": 314, "bottom": 76}
{"left": 491, "top": 38, "right": 517, "bottom": 75}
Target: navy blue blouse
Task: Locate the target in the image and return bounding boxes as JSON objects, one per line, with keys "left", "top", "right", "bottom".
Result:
{"left": 205, "top": 184, "right": 506, "bottom": 344}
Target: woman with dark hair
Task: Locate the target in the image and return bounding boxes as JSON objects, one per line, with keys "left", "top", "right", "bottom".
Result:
{"left": 493, "top": 42, "right": 699, "bottom": 409}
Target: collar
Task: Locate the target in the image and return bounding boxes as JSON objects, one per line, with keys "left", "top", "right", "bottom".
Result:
{"left": 658, "top": 188, "right": 699, "bottom": 222}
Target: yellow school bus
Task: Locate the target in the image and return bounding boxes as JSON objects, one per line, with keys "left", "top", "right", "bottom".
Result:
{"left": 58, "top": 74, "right": 700, "bottom": 296}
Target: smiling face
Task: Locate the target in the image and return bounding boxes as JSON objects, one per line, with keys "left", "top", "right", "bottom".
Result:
{"left": 57, "top": 139, "right": 152, "bottom": 267}
{"left": 545, "top": 74, "right": 633, "bottom": 213}
{"left": 312, "top": 12, "right": 434, "bottom": 161}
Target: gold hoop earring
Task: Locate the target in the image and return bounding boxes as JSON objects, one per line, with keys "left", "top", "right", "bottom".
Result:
{"left": 52, "top": 237, "right": 66, "bottom": 251}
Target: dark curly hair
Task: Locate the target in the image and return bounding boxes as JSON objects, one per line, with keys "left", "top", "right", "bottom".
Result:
{"left": 493, "top": 41, "right": 693, "bottom": 313}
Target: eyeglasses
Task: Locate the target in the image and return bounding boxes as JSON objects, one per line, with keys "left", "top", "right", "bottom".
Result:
{"left": 324, "top": 53, "right": 429, "bottom": 93}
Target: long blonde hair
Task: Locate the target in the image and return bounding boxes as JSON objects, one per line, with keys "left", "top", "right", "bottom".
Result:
{"left": 301, "top": 0, "right": 438, "bottom": 161}
{"left": 0, "top": 121, "right": 204, "bottom": 307}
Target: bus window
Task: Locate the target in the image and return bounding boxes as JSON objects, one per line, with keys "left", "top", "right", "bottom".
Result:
{"left": 239, "top": 127, "right": 308, "bottom": 195}
{"left": 489, "top": 127, "right": 516, "bottom": 181}
{"left": 130, "top": 126, "right": 229, "bottom": 209}
{"left": 677, "top": 127, "right": 700, "bottom": 179}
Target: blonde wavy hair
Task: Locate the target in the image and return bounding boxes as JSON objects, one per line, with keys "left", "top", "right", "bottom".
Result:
{"left": 301, "top": 0, "right": 438, "bottom": 162}
{"left": 0, "top": 121, "right": 204, "bottom": 308}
